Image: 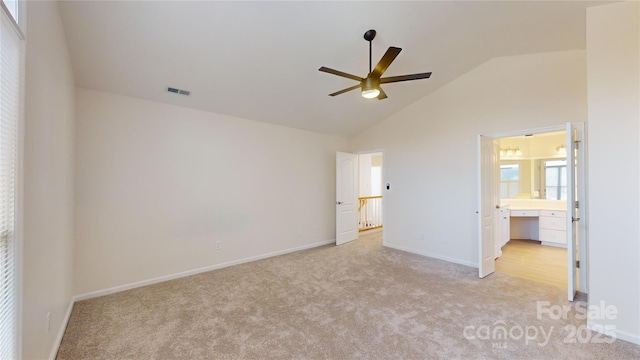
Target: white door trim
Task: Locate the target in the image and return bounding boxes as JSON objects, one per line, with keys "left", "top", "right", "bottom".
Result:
{"left": 566, "top": 123, "right": 577, "bottom": 301}
{"left": 486, "top": 125, "right": 566, "bottom": 139}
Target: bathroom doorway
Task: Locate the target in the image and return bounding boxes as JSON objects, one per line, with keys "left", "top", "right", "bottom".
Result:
{"left": 478, "top": 123, "right": 587, "bottom": 301}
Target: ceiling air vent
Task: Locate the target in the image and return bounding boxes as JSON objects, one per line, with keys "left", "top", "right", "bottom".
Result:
{"left": 167, "top": 87, "right": 190, "bottom": 96}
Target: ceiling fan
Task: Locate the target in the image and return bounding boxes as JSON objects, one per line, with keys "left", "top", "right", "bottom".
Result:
{"left": 319, "top": 29, "right": 432, "bottom": 100}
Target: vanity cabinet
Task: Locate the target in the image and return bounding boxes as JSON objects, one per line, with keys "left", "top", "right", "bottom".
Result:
{"left": 509, "top": 210, "right": 539, "bottom": 240}
{"left": 498, "top": 207, "right": 511, "bottom": 248}
{"left": 495, "top": 205, "right": 511, "bottom": 258}
{"left": 539, "top": 210, "right": 566, "bottom": 247}
{"left": 509, "top": 206, "right": 567, "bottom": 247}
{"left": 510, "top": 210, "right": 538, "bottom": 217}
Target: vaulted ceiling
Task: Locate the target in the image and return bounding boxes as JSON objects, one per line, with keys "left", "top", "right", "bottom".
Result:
{"left": 58, "top": 1, "right": 606, "bottom": 137}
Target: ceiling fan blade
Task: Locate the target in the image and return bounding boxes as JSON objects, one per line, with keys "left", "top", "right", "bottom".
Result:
{"left": 380, "top": 72, "right": 432, "bottom": 84}
{"left": 319, "top": 67, "right": 364, "bottom": 82}
{"left": 329, "top": 84, "right": 362, "bottom": 97}
{"left": 377, "top": 87, "right": 388, "bottom": 100}
{"left": 370, "top": 47, "right": 402, "bottom": 79}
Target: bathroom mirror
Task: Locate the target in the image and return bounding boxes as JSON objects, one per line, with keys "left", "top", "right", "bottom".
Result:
{"left": 498, "top": 131, "right": 567, "bottom": 200}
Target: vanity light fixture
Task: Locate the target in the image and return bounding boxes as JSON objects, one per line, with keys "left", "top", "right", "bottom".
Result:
{"left": 500, "top": 147, "right": 522, "bottom": 157}
{"left": 557, "top": 144, "right": 566, "bottom": 155}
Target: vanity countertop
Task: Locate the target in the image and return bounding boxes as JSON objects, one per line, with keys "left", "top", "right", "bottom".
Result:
{"left": 500, "top": 199, "right": 566, "bottom": 211}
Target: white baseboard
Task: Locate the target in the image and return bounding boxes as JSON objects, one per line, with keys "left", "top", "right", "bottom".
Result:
{"left": 541, "top": 241, "right": 567, "bottom": 248}
{"left": 49, "top": 300, "right": 74, "bottom": 360}
{"left": 74, "top": 239, "right": 335, "bottom": 301}
{"left": 382, "top": 242, "right": 477, "bottom": 268}
{"left": 588, "top": 321, "right": 640, "bottom": 345}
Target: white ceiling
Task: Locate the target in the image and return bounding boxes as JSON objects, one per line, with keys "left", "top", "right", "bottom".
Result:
{"left": 57, "top": 1, "right": 606, "bottom": 137}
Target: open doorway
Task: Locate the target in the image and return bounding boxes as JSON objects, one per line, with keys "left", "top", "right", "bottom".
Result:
{"left": 494, "top": 131, "right": 568, "bottom": 288}
{"left": 335, "top": 150, "right": 384, "bottom": 246}
{"left": 478, "top": 124, "right": 587, "bottom": 301}
{"left": 358, "top": 152, "right": 383, "bottom": 233}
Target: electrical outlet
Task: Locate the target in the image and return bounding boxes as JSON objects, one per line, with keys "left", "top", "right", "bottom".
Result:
{"left": 215, "top": 241, "right": 221, "bottom": 250}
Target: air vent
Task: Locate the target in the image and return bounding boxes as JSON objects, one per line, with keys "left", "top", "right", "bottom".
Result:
{"left": 167, "top": 87, "right": 190, "bottom": 96}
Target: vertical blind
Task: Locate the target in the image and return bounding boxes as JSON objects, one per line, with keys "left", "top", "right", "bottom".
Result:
{"left": 0, "top": 2, "right": 22, "bottom": 358}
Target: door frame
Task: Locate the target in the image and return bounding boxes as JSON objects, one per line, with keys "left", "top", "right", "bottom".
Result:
{"left": 355, "top": 149, "right": 386, "bottom": 245}
{"left": 478, "top": 124, "right": 588, "bottom": 293}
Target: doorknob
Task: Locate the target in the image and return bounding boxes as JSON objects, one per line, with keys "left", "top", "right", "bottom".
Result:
{"left": 336, "top": 201, "right": 343, "bottom": 205}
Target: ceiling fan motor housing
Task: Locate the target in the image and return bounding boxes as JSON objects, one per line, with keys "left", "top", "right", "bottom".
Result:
{"left": 362, "top": 77, "right": 379, "bottom": 92}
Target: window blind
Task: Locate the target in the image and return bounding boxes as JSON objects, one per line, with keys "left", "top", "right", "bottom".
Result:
{"left": 0, "top": 2, "right": 22, "bottom": 358}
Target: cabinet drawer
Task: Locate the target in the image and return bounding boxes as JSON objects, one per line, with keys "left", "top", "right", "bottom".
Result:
{"left": 539, "top": 210, "right": 566, "bottom": 218}
{"left": 539, "top": 216, "right": 567, "bottom": 231}
{"left": 539, "top": 228, "right": 566, "bottom": 244}
{"left": 510, "top": 210, "right": 539, "bottom": 217}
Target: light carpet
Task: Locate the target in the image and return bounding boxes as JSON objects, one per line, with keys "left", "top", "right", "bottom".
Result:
{"left": 57, "top": 231, "right": 640, "bottom": 359}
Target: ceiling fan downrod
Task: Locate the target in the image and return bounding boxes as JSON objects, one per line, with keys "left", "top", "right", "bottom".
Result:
{"left": 364, "top": 29, "right": 376, "bottom": 75}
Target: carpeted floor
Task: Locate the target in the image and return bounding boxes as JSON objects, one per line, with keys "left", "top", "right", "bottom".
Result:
{"left": 57, "top": 231, "right": 640, "bottom": 359}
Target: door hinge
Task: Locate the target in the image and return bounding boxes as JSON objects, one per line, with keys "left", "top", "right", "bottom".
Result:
{"left": 574, "top": 140, "right": 581, "bottom": 149}
{"left": 575, "top": 200, "right": 579, "bottom": 209}
{"left": 576, "top": 260, "right": 580, "bottom": 269}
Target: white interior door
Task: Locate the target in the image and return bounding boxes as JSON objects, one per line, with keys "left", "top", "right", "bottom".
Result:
{"left": 478, "top": 136, "right": 499, "bottom": 278}
{"left": 336, "top": 152, "right": 359, "bottom": 245}
{"left": 566, "top": 123, "right": 579, "bottom": 301}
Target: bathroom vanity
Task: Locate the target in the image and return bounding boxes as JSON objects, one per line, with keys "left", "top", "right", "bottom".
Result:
{"left": 500, "top": 199, "right": 567, "bottom": 248}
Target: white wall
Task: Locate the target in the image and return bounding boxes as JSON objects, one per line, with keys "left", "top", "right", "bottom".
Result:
{"left": 358, "top": 153, "right": 383, "bottom": 197}
{"left": 74, "top": 88, "right": 349, "bottom": 295}
{"left": 359, "top": 153, "right": 373, "bottom": 197}
{"left": 23, "top": 1, "right": 76, "bottom": 358}
{"left": 351, "top": 50, "right": 587, "bottom": 265}
{"left": 586, "top": 2, "right": 640, "bottom": 344}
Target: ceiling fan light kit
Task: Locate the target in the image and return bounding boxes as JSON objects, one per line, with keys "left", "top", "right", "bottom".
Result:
{"left": 361, "top": 77, "right": 380, "bottom": 98}
{"left": 319, "top": 29, "right": 432, "bottom": 100}
{"left": 361, "top": 88, "right": 380, "bottom": 99}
